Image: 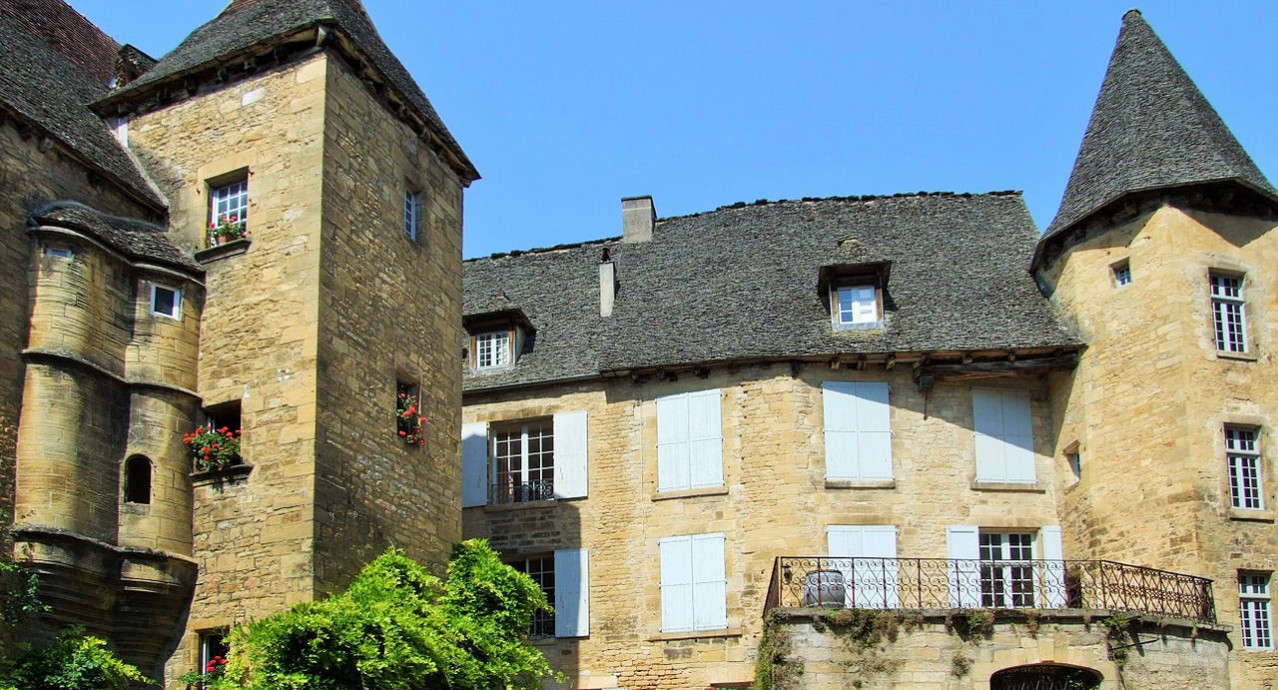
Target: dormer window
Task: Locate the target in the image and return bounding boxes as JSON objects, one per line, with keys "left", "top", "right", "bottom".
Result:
{"left": 474, "top": 331, "right": 512, "bottom": 369}
{"left": 833, "top": 284, "right": 879, "bottom": 327}
{"left": 819, "top": 261, "right": 890, "bottom": 331}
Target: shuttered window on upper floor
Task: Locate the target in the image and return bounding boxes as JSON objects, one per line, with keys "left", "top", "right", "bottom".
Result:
{"left": 656, "top": 389, "right": 723, "bottom": 492}
{"left": 823, "top": 381, "right": 892, "bottom": 481}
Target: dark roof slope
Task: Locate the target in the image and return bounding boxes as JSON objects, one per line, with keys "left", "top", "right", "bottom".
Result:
{"left": 0, "top": 10, "right": 164, "bottom": 210}
{"left": 0, "top": 0, "right": 119, "bottom": 85}
{"left": 32, "top": 201, "right": 200, "bottom": 273}
{"left": 100, "top": 0, "right": 476, "bottom": 181}
{"left": 464, "top": 192, "right": 1080, "bottom": 392}
{"left": 1043, "top": 10, "right": 1278, "bottom": 245}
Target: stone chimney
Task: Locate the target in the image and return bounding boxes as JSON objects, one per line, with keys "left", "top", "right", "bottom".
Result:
{"left": 621, "top": 196, "right": 655, "bottom": 243}
{"left": 599, "top": 248, "right": 616, "bottom": 317}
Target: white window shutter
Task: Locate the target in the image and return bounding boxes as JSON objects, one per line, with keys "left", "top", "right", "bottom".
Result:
{"left": 828, "top": 526, "right": 897, "bottom": 609}
{"left": 852, "top": 286, "right": 877, "bottom": 322}
{"left": 823, "top": 382, "right": 859, "bottom": 479}
{"left": 946, "top": 525, "right": 980, "bottom": 608}
{"left": 659, "top": 536, "right": 694, "bottom": 632}
{"left": 656, "top": 394, "right": 690, "bottom": 491}
{"left": 688, "top": 389, "right": 723, "bottom": 489}
{"left": 856, "top": 383, "right": 892, "bottom": 480}
{"left": 972, "top": 389, "right": 1006, "bottom": 481}
{"left": 461, "top": 422, "right": 489, "bottom": 507}
{"left": 1002, "top": 391, "right": 1036, "bottom": 483}
{"left": 554, "top": 548, "right": 589, "bottom": 637}
{"left": 553, "top": 411, "right": 588, "bottom": 499}
{"left": 691, "top": 533, "right": 727, "bottom": 631}
{"left": 1038, "top": 526, "right": 1066, "bottom": 608}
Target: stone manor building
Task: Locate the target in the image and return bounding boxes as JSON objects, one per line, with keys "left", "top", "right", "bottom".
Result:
{"left": 0, "top": 0, "right": 474, "bottom": 683}
{"left": 0, "top": 1, "right": 1275, "bottom": 689}
{"left": 461, "top": 11, "right": 1278, "bottom": 690}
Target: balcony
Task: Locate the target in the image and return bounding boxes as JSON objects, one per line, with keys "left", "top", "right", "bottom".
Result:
{"left": 490, "top": 479, "right": 554, "bottom": 505}
{"left": 765, "top": 556, "right": 1216, "bottom": 623}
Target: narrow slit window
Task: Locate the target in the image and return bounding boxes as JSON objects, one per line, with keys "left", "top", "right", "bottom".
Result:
{"left": 123, "top": 456, "right": 152, "bottom": 504}
{"left": 404, "top": 189, "right": 420, "bottom": 241}
{"left": 1112, "top": 261, "right": 1131, "bottom": 287}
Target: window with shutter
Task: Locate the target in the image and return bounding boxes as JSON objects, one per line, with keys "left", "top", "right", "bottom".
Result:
{"left": 823, "top": 382, "right": 892, "bottom": 481}
{"left": 827, "top": 525, "right": 898, "bottom": 608}
{"left": 656, "top": 389, "right": 723, "bottom": 492}
{"left": 659, "top": 533, "right": 726, "bottom": 632}
{"left": 972, "top": 388, "right": 1036, "bottom": 483}
{"left": 831, "top": 284, "right": 880, "bottom": 328}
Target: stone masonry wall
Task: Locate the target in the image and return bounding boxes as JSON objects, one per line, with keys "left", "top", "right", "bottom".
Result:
{"left": 126, "top": 55, "right": 330, "bottom": 681}
{"left": 762, "top": 611, "right": 1227, "bottom": 690}
{"left": 1043, "top": 204, "right": 1278, "bottom": 689}
{"left": 0, "top": 119, "right": 155, "bottom": 527}
{"left": 463, "top": 363, "right": 1065, "bottom": 689}
{"left": 311, "top": 56, "right": 465, "bottom": 591}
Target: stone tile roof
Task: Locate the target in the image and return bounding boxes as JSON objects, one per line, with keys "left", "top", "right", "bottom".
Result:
{"left": 1042, "top": 10, "right": 1278, "bottom": 247}
{"left": 0, "top": 0, "right": 119, "bottom": 85}
{"left": 100, "top": 0, "right": 477, "bottom": 182}
{"left": 0, "top": 9, "right": 164, "bottom": 209}
{"left": 464, "top": 192, "right": 1080, "bottom": 392}
{"left": 32, "top": 201, "right": 200, "bottom": 273}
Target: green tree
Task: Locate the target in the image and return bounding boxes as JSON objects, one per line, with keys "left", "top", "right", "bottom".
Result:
{"left": 205, "top": 540, "right": 555, "bottom": 690}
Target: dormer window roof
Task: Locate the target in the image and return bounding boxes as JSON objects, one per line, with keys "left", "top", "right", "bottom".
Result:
{"left": 464, "top": 305, "right": 533, "bottom": 372}
{"left": 818, "top": 262, "right": 891, "bottom": 331}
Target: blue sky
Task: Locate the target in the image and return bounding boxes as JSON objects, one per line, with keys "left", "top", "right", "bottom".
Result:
{"left": 70, "top": 1, "right": 1278, "bottom": 259}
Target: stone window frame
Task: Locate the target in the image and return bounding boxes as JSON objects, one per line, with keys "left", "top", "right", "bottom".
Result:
{"left": 198, "top": 629, "right": 230, "bottom": 677}
{"left": 149, "top": 283, "right": 182, "bottom": 320}
{"left": 1225, "top": 424, "right": 1264, "bottom": 511}
{"left": 403, "top": 187, "right": 421, "bottom": 243}
{"left": 1239, "top": 571, "right": 1273, "bottom": 651}
{"left": 122, "top": 455, "right": 152, "bottom": 505}
{"left": 1209, "top": 270, "right": 1248, "bottom": 355}
{"left": 1111, "top": 258, "right": 1132, "bottom": 287}
{"left": 208, "top": 174, "right": 249, "bottom": 232}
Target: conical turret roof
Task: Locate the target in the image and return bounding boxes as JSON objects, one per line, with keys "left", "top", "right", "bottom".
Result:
{"left": 97, "top": 0, "right": 477, "bottom": 181}
{"left": 1042, "top": 10, "right": 1276, "bottom": 245}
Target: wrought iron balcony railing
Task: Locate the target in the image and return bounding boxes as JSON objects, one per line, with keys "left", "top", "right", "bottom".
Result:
{"left": 490, "top": 479, "right": 554, "bottom": 505}
{"left": 765, "top": 557, "right": 1216, "bottom": 624}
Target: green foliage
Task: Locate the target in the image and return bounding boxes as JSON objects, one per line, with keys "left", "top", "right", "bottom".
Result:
{"left": 210, "top": 540, "right": 555, "bottom": 690}
{"left": 0, "top": 627, "right": 146, "bottom": 690}
{"left": 0, "top": 557, "right": 46, "bottom": 626}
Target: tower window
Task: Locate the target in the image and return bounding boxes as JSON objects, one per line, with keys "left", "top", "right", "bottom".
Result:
{"left": 1112, "top": 260, "right": 1131, "bottom": 287}
{"left": 123, "top": 456, "right": 152, "bottom": 504}
{"left": 150, "top": 284, "right": 181, "bottom": 319}
{"left": 1226, "top": 426, "right": 1263, "bottom": 510}
{"left": 1240, "top": 572, "right": 1273, "bottom": 650}
{"left": 404, "top": 189, "right": 421, "bottom": 242}
{"left": 1210, "top": 272, "right": 1247, "bottom": 353}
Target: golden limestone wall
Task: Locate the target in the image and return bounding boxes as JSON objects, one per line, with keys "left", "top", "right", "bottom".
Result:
{"left": 1043, "top": 204, "right": 1278, "bottom": 689}
{"left": 0, "top": 120, "right": 154, "bottom": 526}
{"left": 127, "top": 55, "right": 329, "bottom": 680}
{"left": 311, "top": 57, "right": 464, "bottom": 592}
{"left": 763, "top": 612, "right": 1226, "bottom": 690}
{"left": 463, "top": 363, "right": 1065, "bottom": 689}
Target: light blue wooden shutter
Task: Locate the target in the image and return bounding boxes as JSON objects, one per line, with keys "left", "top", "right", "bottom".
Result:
{"left": 656, "top": 394, "right": 690, "bottom": 491}
{"left": 1038, "top": 526, "right": 1066, "bottom": 608}
{"left": 972, "top": 389, "right": 1005, "bottom": 481}
{"left": 1002, "top": 391, "right": 1036, "bottom": 483}
{"left": 691, "top": 533, "right": 727, "bottom": 630}
{"left": 828, "top": 525, "right": 898, "bottom": 608}
{"left": 461, "top": 422, "right": 489, "bottom": 507}
{"left": 659, "top": 536, "right": 694, "bottom": 632}
{"left": 946, "top": 525, "right": 980, "bottom": 608}
{"left": 823, "top": 383, "right": 858, "bottom": 479}
{"left": 688, "top": 389, "right": 723, "bottom": 489}
{"left": 553, "top": 411, "right": 588, "bottom": 499}
{"left": 857, "top": 383, "right": 892, "bottom": 480}
{"left": 554, "top": 548, "right": 589, "bottom": 637}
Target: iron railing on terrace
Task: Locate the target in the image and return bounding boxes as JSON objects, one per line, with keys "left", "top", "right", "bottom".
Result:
{"left": 765, "top": 557, "right": 1216, "bottom": 624}
{"left": 490, "top": 479, "right": 554, "bottom": 505}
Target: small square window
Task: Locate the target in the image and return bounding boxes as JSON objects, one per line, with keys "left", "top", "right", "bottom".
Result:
{"left": 474, "top": 331, "right": 512, "bottom": 369}
{"left": 832, "top": 284, "right": 879, "bottom": 328}
{"left": 1112, "top": 261, "right": 1132, "bottom": 287}
{"left": 150, "top": 285, "right": 181, "bottom": 320}
{"left": 44, "top": 246, "right": 74, "bottom": 259}
{"left": 404, "top": 190, "right": 420, "bottom": 241}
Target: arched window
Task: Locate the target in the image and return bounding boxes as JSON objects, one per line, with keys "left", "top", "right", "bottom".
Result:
{"left": 123, "top": 456, "right": 152, "bottom": 505}
{"left": 991, "top": 664, "right": 1101, "bottom": 690}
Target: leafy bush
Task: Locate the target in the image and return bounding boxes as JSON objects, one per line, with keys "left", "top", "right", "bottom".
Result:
{"left": 0, "top": 627, "right": 146, "bottom": 690}
{"left": 208, "top": 540, "right": 555, "bottom": 690}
